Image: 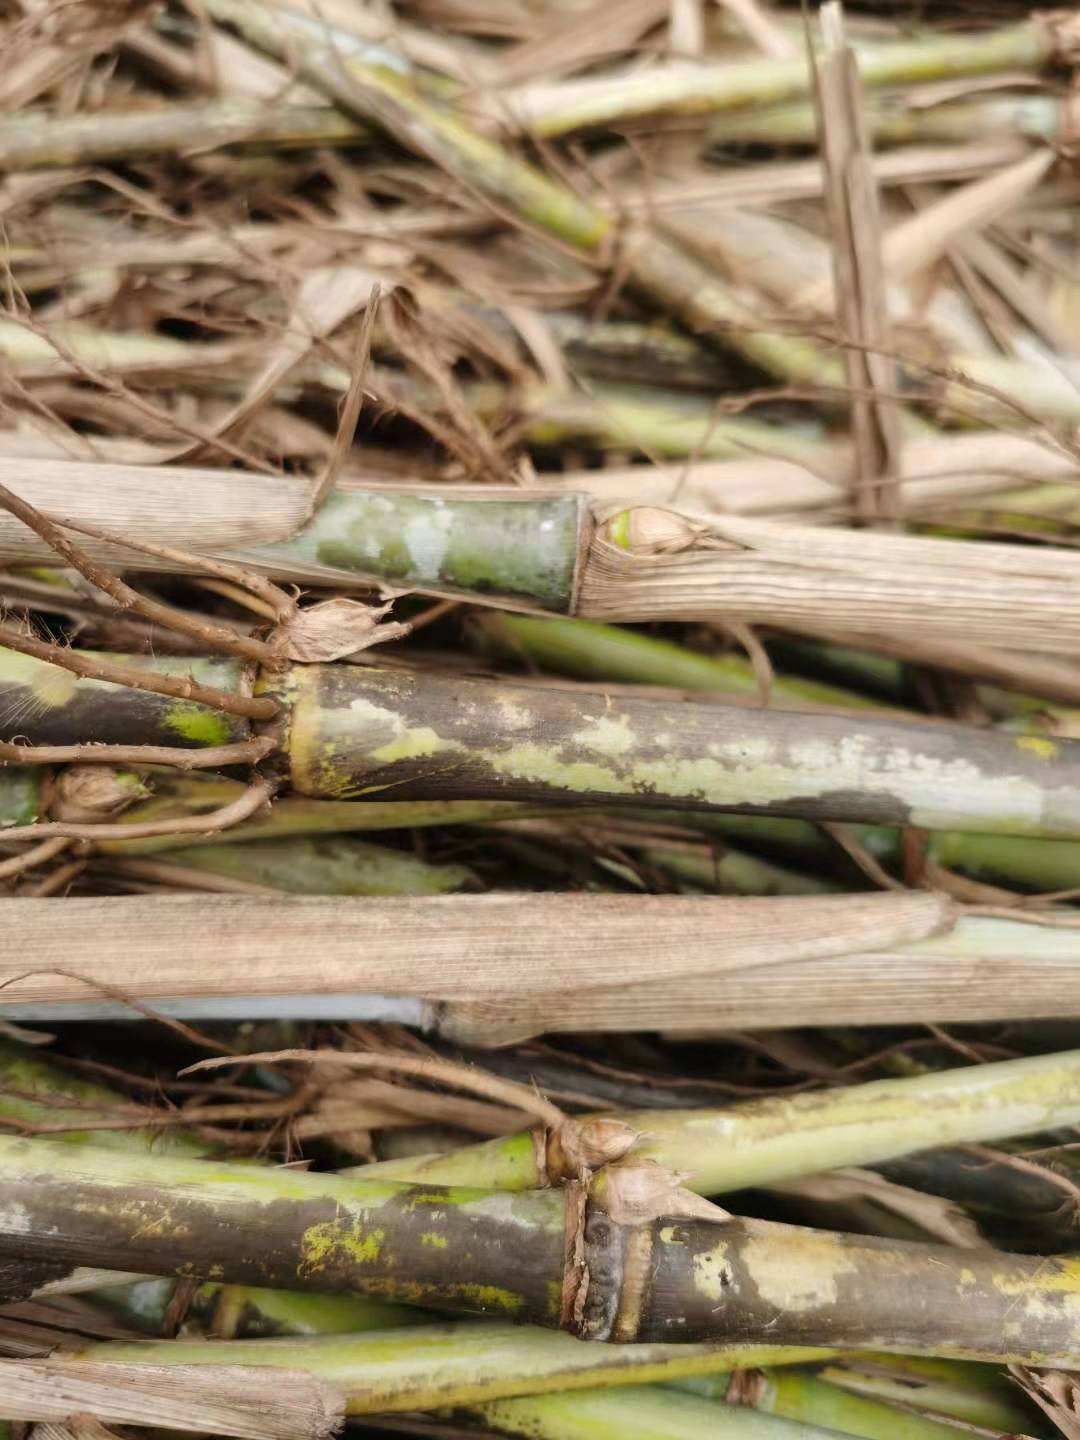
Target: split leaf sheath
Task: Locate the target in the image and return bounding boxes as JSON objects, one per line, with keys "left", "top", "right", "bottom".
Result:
{"left": 3, "top": 1135, "right": 1080, "bottom": 1359}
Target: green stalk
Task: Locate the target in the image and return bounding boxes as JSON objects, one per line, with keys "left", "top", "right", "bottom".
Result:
{"left": 0, "top": 100, "right": 367, "bottom": 170}
{"left": 820, "top": 1353, "right": 1039, "bottom": 1433}
{"left": 635, "top": 842, "right": 837, "bottom": 897}
{"left": 471, "top": 614, "right": 893, "bottom": 713}
{"left": 672, "top": 810, "right": 1080, "bottom": 898}
{"left": 124, "top": 835, "right": 477, "bottom": 897}
{"left": 362, "top": 1046, "right": 1080, "bottom": 1197}
{"left": 240, "top": 484, "right": 588, "bottom": 612}
{"left": 677, "top": 1370, "right": 986, "bottom": 1440}
{"left": 707, "top": 92, "right": 1066, "bottom": 149}
{"left": 9, "top": 1134, "right": 1080, "bottom": 1353}
{"left": 467, "top": 1384, "right": 1002, "bottom": 1440}
{"left": 519, "top": 20, "right": 1053, "bottom": 136}
{"left": 91, "top": 775, "right": 555, "bottom": 854}
{"left": 73, "top": 1324, "right": 829, "bottom": 1414}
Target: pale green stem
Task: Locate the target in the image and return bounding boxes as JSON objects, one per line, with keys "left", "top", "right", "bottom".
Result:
{"left": 706, "top": 92, "right": 1065, "bottom": 149}
{"left": 819, "top": 1353, "right": 1039, "bottom": 1434}
{"left": 637, "top": 843, "right": 837, "bottom": 897}
{"left": 676, "top": 1371, "right": 986, "bottom": 1440}
{"left": 92, "top": 777, "right": 559, "bottom": 855}
{"left": 75, "top": 1325, "right": 831, "bottom": 1415}
{"left": 360, "top": 1047, "right": 1080, "bottom": 1196}
{"left": 524, "top": 21, "right": 1049, "bottom": 136}
{"left": 148, "top": 835, "right": 476, "bottom": 897}
{"left": 472, "top": 1384, "right": 868, "bottom": 1440}
{"left": 472, "top": 613, "right": 893, "bottom": 713}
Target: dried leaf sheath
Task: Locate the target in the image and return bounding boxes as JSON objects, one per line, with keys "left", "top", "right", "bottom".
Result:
{"left": 4, "top": 1135, "right": 1080, "bottom": 1357}
{"left": 2, "top": 889, "right": 1080, "bottom": 1038}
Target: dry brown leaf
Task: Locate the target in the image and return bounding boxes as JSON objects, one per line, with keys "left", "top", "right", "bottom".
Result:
{"left": 277, "top": 597, "right": 411, "bottom": 663}
{"left": 1010, "top": 1367, "right": 1080, "bottom": 1439}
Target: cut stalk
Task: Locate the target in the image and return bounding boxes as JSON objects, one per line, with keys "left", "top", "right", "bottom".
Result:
{"left": 0, "top": 648, "right": 249, "bottom": 749}
{"left": 72, "top": 1324, "right": 831, "bottom": 1414}
{"left": 6, "top": 1135, "right": 1080, "bottom": 1353}
{"left": 0, "top": 1041, "right": 416, "bottom": 1331}
{"left": 263, "top": 661, "right": 1080, "bottom": 836}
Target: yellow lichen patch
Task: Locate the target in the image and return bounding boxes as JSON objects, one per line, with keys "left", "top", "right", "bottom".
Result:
{"left": 1015, "top": 734, "right": 1059, "bottom": 762}
{"left": 371, "top": 726, "right": 451, "bottom": 763}
{"left": 446, "top": 1283, "right": 524, "bottom": 1314}
{"left": 299, "top": 1219, "right": 385, "bottom": 1279}
{"left": 692, "top": 1241, "right": 735, "bottom": 1301}
{"left": 421, "top": 1231, "right": 448, "bottom": 1249}
{"left": 572, "top": 713, "right": 636, "bottom": 758}
{"left": 490, "top": 742, "right": 629, "bottom": 797}
{"left": 741, "top": 1228, "right": 857, "bottom": 1313}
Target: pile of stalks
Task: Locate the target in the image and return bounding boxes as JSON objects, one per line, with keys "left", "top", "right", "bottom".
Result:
{"left": 3, "top": 0, "right": 1080, "bottom": 1434}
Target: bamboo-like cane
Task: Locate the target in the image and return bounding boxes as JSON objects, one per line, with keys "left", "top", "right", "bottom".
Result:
{"left": 468, "top": 1386, "right": 928, "bottom": 1440}
{"left": 6, "top": 458, "right": 1080, "bottom": 652}
{"left": 6, "top": 1134, "right": 1080, "bottom": 1354}
{"left": 501, "top": 18, "right": 1065, "bottom": 136}
{"left": 0, "top": 99, "right": 366, "bottom": 169}
{"left": 0, "top": 1040, "right": 422, "bottom": 1331}
{"left": 705, "top": 91, "right": 1069, "bottom": 149}
{"left": 9, "top": 649, "right": 1080, "bottom": 835}
{"left": 363, "top": 1045, "right": 1080, "bottom": 1196}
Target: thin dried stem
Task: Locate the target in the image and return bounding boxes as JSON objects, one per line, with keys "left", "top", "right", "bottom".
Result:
{"left": 57, "top": 516, "right": 295, "bottom": 623}
{"left": 0, "top": 480, "right": 277, "bottom": 668}
{"left": 184, "top": 1048, "right": 568, "bottom": 1129}
{"left": 0, "top": 737, "right": 276, "bottom": 769}
{"left": 0, "top": 836, "right": 71, "bottom": 881}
